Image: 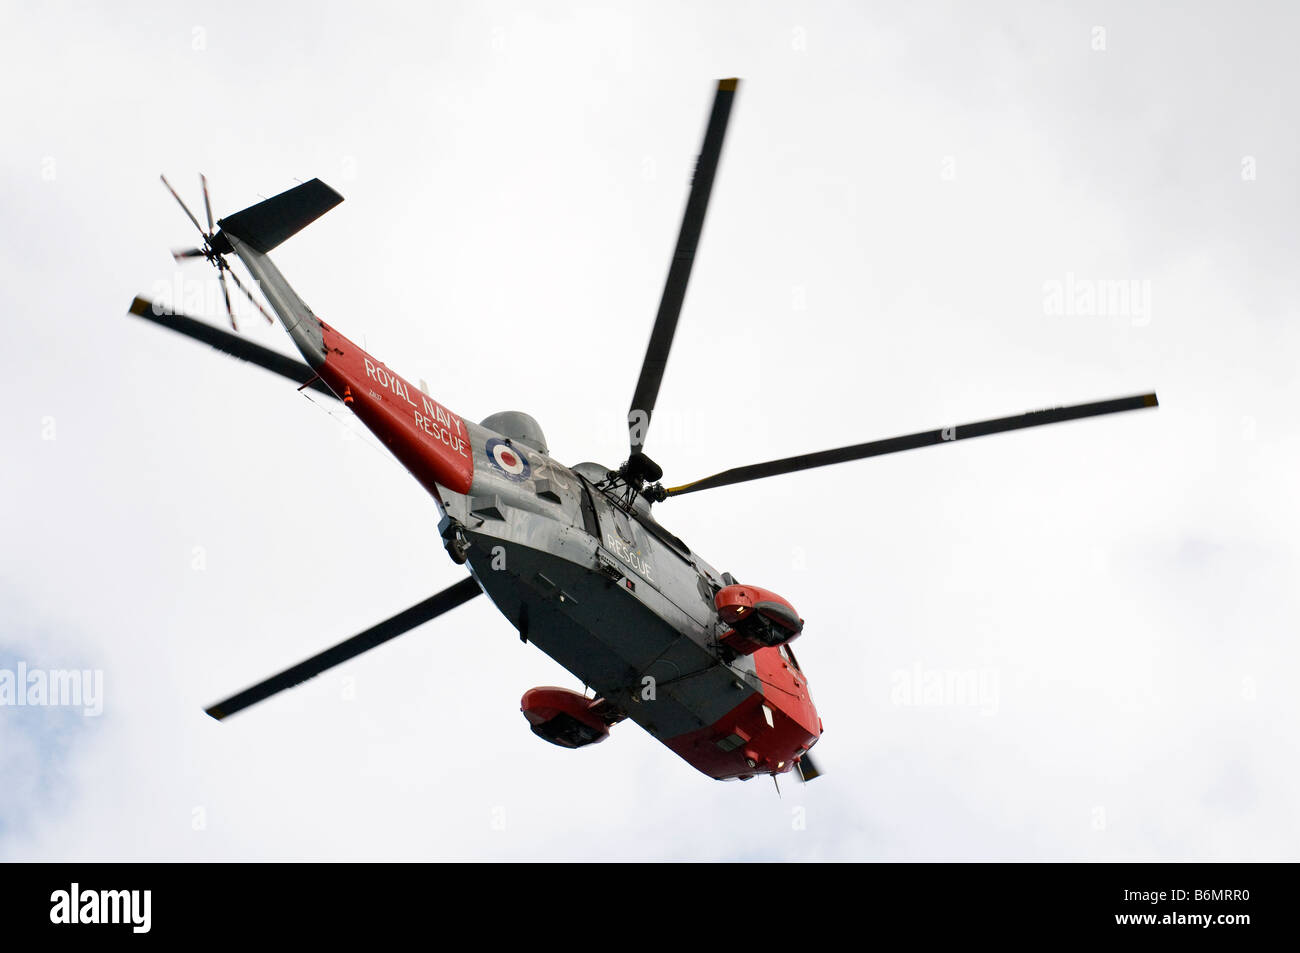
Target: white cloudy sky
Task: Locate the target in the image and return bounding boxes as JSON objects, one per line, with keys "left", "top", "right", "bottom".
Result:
{"left": 1, "top": 0, "right": 1297, "bottom": 861}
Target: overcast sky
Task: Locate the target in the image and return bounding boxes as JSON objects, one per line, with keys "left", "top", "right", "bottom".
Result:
{"left": 2, "top": 0, "right": 1297, "bottom": 861}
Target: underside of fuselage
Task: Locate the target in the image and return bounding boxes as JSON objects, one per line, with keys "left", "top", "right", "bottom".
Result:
{"left": 448, "top": 493, "right": 765, "bottom": 749}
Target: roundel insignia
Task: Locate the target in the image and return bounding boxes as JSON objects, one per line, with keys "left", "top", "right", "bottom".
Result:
{"left": 485, "top": 437, "right": 531, "bottom": 482}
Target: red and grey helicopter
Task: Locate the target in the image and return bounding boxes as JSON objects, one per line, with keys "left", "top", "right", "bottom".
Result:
{"left": 128, "top": 79, "right": 1157, "bottom": 782}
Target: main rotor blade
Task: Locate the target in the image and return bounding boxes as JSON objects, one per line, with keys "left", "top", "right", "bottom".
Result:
{"left": 666, "top": 393, "right": 1159, "bottom": 497}
{"left": 796, "top": 753, "right": 821, "bottom": 782}
{"left": 160, "top": 173, "right": 206, "bottom": 237}
{"left": 127, "top": 296, "right": 337, "bottom": 398}
{"left": 205, "top": 576, "right": 482, "bottom": 720}
{"left": 628, "top": 78, "right": 739, "bottom": 454}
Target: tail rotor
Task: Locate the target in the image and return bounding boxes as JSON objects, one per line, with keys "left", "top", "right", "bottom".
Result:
{"left": 160, "top": 173, "right": 274, "bottom": 330}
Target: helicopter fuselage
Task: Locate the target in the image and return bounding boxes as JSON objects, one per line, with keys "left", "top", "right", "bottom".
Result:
{"left": 232, "top": 236, "right": 822, "bottom": 781}
{"left": 155, "top": 79, "right": 1151, "bottom": 783}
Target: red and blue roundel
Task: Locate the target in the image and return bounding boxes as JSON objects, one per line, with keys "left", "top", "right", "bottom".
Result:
{"left": 485, "top": 437, "right": 531, "bottom": 482}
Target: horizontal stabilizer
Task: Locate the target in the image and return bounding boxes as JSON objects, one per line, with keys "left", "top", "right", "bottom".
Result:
{"left": 213, "top": 178, "right": 343, "bottom": 254}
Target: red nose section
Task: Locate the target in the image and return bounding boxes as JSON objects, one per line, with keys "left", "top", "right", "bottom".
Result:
{"left": 661, "top": 584, "right": 820, "bottom": 779}
{"left": 664, "top": 645, "right": 821, "bottom": 780}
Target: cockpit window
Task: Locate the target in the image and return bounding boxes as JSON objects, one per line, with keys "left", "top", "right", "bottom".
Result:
{"left": 577, "top": 481, "right": 601, "bottom": 539}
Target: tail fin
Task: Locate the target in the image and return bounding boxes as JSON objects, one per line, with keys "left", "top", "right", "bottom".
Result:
{"left": 188, "top": 177, "right": 476, "bottom": 496}
{"left": 213, "top": 179, "right": 343, "bottom": 368}
{"left": 212, "top": 179, "right": 343, "bottom": 254}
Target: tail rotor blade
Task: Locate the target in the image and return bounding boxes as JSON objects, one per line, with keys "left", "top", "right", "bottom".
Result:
{"left": 226, "top": 266, "right": 276, "bottom": 324}
{"left": 200, "top": 172, "right": 215, "bottom": 234}
{"left": 160, "top": 173, "right": 206, "bottom": 237}
{"left": 171, "top": 247, "right": 206, "bottom": 261}
{"left": 218, "top": 268, "right": 236, "bottom": 331}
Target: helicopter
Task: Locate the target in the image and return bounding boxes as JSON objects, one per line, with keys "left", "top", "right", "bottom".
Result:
{"left": 127, "top": 78, "right": 1157, "bottom": 782}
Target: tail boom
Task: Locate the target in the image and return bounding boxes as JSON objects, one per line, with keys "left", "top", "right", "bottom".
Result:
{"left": 314, "top": 319, "right": 474, "bottom": 497}
{"left": 217, "top": 182, "right": 473, "bottom": 498}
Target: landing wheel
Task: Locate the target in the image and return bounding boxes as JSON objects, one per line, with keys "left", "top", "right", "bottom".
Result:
{"left": 441, "top": 521, "right": 471, "bottom": 565}
{"left": 446, "top": 533, "right": 470, "bottom": 565}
